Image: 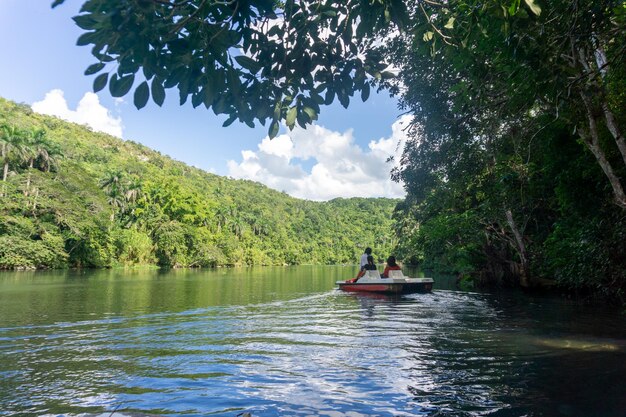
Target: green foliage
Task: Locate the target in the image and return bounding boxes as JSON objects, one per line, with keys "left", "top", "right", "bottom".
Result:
{"left": 0, "top": 97, "right": 398, "bottom": 270}
{"left": 380, "top": 0, "right": 626, "bottom": 301}
{"left": 0, "top": 234, "right": 67, "bottom": 269}
{"left": 112, "top": 228, "right": 155, "bottom": 266}
{"left": 416, "top": 210, "right": 484, "bottom": 275}
{"left": 56, "top": 0, "right": 408, "bottom": 137}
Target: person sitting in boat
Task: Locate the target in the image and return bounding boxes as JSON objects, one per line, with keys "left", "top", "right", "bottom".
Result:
{"left": 359, "top": 247, "right": 372, "bottom": 269}
{"left": 346, "top": 256, "right": 377, "bottom": 283}
{"left": 381, "top": 256, "right": 402, "bottom": 278}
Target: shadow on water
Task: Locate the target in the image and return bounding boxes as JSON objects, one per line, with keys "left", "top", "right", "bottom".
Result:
{"left": 0, "top": 267, "right": 625, "bottom": 416}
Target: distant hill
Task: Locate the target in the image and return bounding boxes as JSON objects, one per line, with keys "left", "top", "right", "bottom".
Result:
{"left": 0, "top": 97, "right": 399, "bottom": 269}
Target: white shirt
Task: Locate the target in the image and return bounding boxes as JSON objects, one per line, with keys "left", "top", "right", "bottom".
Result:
{"left": 360, "top": 253, "right": 369, "bottom": 268}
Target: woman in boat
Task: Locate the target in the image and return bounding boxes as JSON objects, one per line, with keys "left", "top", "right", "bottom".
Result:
{"left": 381, "top": 256, "right": 402, "bottom": 278}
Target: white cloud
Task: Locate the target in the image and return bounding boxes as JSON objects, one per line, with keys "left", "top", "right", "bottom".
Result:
{"left": 227, "top": 115, "right": 411, "bottom": 201}
{"left": 32, "top": 89, "right": 123, "bottom": 138}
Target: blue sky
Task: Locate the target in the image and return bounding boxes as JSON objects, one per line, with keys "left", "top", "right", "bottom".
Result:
{"left": 0, "top": 0, "right": 408, "bottom": 200}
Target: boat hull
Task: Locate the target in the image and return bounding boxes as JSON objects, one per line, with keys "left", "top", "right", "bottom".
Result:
{"left": 337, "top": 280, "right": 433, "bottom": 294}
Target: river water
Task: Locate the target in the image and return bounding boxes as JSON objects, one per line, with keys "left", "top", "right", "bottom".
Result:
{"left": 0, "top": 266, "right": 625, "bottom": 417}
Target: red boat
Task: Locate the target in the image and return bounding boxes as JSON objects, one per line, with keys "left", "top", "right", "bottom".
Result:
{"left": 337, "top": 270, "right": 434, "bottom": 294}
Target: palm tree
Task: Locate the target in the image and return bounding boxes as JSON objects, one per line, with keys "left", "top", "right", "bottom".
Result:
{"left": 0, "top": 124, "right": 26, "bottom": 182}
{"left": 23, "top": 128, "right": 48, "bottom": 195}
{"left": 107, "top": 187, "right": 126, "bottom": 211}
{"left": 36, "top": 139, "right": 62, "bottom": 173}
{"left": 99, "top": 169, "right": 125, "bottom": 196}
{"left": 99, "top": 170, "right": 129, "bottom": 222}
{"left": 124, "top": 177, "right": 142, "bottom": 205}
{"left": 0, "top": 124, "right": 28, "bottom": 197}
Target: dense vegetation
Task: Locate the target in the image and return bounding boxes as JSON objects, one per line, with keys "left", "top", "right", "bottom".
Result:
{"left": 387, "top": 0, "right": 626, "bottom": 302}
{"left": 0, "top": 97, "right": 398, "bottom": 269}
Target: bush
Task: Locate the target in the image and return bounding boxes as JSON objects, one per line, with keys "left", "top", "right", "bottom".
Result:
{"left": 0, "top": 235, "right": 68, "bottom": 269}
{"left": 112, "top": 228, "right": 155, "bottom": 266}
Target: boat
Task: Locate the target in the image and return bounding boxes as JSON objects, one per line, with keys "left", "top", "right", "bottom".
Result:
{"left": 336, "top": 270, "right": 434, "bottom": 294}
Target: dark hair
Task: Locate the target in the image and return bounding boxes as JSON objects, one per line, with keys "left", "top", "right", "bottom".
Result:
{"left": 386, "top": 256, "right": 397, "bottom": 267}
{"left": 366, "top": 255, "right": 374, "bottom": 264}
{"left": 365, "top": 247, "right": 372, "bottom": 255}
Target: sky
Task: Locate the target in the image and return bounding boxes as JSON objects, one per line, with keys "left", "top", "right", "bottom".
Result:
{"left": 0, "top": 0, "right": 408, "bottom": 201}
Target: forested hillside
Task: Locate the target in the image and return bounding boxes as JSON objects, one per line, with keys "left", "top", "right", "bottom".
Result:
{"left": 0, "top": 98, "right": 398, "bottom": 269}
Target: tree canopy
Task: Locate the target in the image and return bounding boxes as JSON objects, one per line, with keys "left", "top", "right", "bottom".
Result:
{"left": 386, "top": 0, "right": 625, "bottom": 298}
{"left": 53, "top": 0, "right": 408, "bottom": 137}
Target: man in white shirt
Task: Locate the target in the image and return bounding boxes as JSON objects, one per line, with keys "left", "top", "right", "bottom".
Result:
{"left": 360, "top": 247, "right": 372, "bottom": 269}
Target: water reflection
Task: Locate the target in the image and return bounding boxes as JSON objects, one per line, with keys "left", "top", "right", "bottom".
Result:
{"left": 0, "top": 268, "right": 625, "bottom": 416}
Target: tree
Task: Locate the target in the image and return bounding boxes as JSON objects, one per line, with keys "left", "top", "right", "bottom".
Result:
{"left": 52, "top": 0, "right": 407, "bottom": 137}
{"left": 23, "top": 128, "right": 52, "bottom": 195}
{"left": 35, "top": 139, "right": 62, "bottom": 173}
{"left": 0, "top": 124, "right": 25, "bottom": 183}
{"left": 99, "top": 169, "right": 125, "bottom": 196}
{"left": 385, "top": 0, "right": 625, "bottom": 290}
{"left": 386, "top": 0, "right": 626, "bottom": 208}
{"left": 99, "top": 169, "right": 127, "bottom": 220}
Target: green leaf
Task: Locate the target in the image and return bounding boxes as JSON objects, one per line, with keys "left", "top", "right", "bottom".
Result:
{"left": 51, "top": 0, "right": 65, "bottom": 8}
{"left": 273, "top": 102, "right": 281, "bottom": 120}
{"left": 85, "top": 62, "right": 105, "bottom": 76}
{"left": 268, "top": 120, "right": 279, "bottom": 139}
{"left": 302, "top": 106, "right": 317, "bottom": 121}
{"left": 337, "top": 90, "right": 349, "bottom": 108}
{"left": 73, "top": 14, "right": 96, "bottom": 30}
{"left": 234, "top": 55, "right": 261, "bottom": 73}
{"left": 133, "top": 81, "right": 149, "bottom": 110}
{"left": 202, "top": 80, "right": 215, "bottom": 108}
{"left": 444, "top": 17, "right": 455, "bottom": 29}
{"left": 93, "top": 73, "right": 108, "bottom": 93}
{"left": 76, "top": 31, "right": 97, "bottom": 46}
{"left": 508, "top": 0, "right": 521, "bottom": 15}
{"left": 297, "top": 109, "right": 311, "bottom": 128}
{"left": 524, "top": 0, "right": 541, "bottom": 15}
{"left": 324, "top": 88, "right": 335, "bottom": 105}
{"left": 191, "top": 91, "right": 203, "bottom": 108}
{"left": 222, "top": 114, "right": 237, "bottom": 127}
{"left": 361, "top": 83, "right": 370, "bottom": 102}
{"left": 151, "top": 78, "right": 165, "bottom": 106}
{"left": 109, "top": 73, "right": 134, "bottom": 97}
{"left": 286, "top": 107, "right": 297, "bottom": 129}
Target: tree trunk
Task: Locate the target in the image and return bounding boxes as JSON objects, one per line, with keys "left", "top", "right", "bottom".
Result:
{"left": 1, "top": 143, "right": 7, "bottom": 182}
{"left": 591, "top": 42, "right": 626, "bottom": 165}
{"left": 574, "top": 45, "right": 626, "bottom": 208}
{"left": 32, "top": 188, "right": 39, "bottom": 213}
{"left": 601, "top": 100, "right": 626, "bottom": 167}
{"left": 505, "top": 209, "right": 530, "bottom": 288}
{"left": 579, "top": 91, "right": 626, "bottom": 209}
{"left": 1, "top": 144, "right": 6, "bottom": 197}
{"left": 24, "top": 158, "right": 34, "bottom": 197}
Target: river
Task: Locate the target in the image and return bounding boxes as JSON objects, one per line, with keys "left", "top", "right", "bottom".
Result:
{"left": 0, "top": 266, "right": 625, "bottom": 417}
